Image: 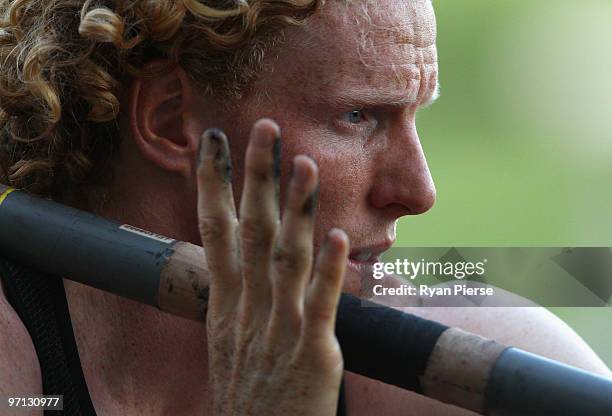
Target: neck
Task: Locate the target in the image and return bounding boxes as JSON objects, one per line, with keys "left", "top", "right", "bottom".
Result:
{"left": 64, "top": 185, "right": 209, "bottom": 414}
{"left": 65, "top": 280, "right": 210, "bottom": 413}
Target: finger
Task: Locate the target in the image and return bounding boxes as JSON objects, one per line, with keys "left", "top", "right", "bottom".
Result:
{"left": 238, "top": 119, "right": 281, "bottom": 308}
{"left": 303, "top": 228, "right": 349, "bottom": 340}
{"left": 197, "top": 128, "right": 240, "bottom": 299}
{"left": 270, "top": 155, "right": 319, "bottom": 325}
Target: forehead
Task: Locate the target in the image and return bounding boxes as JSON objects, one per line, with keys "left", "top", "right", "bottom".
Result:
{"left": 317, "top": 0, "right": 437, "bottom": 51}
{"left": 261, "top": 0, "right": 438, "bottom": 107}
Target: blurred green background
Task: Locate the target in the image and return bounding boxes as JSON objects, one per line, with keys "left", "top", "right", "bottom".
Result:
{"left": 396, "top": 0, "right": 612, "bottom": 368}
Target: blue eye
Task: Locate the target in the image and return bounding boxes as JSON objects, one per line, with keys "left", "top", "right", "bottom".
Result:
{"left": 335, "top": 108, "right": 379, "bottom": 136}
{"left": 346, "top": 109, "right": 366, "bottom": 124}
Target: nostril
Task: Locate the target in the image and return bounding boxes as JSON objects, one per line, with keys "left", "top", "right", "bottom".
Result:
{"left": 367, "top": 162, "right": 436, "bottom": 218}
{"left": 373, "top": 183, "right": 436, "bottom": 218}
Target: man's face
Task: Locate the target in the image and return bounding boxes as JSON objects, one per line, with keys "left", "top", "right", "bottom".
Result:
{"left": 211, "top": 0, "right": 438, "bottom": 293}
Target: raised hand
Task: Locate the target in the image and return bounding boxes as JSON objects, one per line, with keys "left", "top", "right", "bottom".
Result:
{"left": 196, "top": 119, "right": 349, "bottom": 416}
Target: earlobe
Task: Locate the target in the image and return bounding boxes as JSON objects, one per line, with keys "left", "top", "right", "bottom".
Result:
{"left": 128, "top": 63, "right": 196, "bottom": 178}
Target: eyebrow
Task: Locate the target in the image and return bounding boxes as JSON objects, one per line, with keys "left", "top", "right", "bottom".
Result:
{"left": 330, "top": 79, "right": 441, "bottom": 109}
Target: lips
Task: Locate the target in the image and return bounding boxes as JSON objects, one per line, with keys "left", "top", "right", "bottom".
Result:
{"left": 344, "top": 239, "right": 395, "bottom": 296}
{"left": 348, "top": 240, "right": 394, "bottom": 264}
{"left": 350, "top": 251, "right": 378, "bottom": 263}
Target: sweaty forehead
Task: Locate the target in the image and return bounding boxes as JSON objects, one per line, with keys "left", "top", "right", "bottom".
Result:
{"left": 317, "top": 0, "right": 437, "bottom": 52}
{"left": 264, "top": 0, "right": 438, "bottom": 108}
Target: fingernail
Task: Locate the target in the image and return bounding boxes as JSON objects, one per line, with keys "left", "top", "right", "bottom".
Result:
{"left": 292, "top": 157, "right": 309, "bottom": 184}
{"left": 200, "top": 128, "right": 223, "bottom": 160}
{"left": 324, "top": 228, "right": 337, "bottom": 249}
{"left": 302, "top": 185, "right": 319, "bottom": 216}
{"left": 327, "top": 228, "right": 347, "bottom": 245}
{"left": 253, "top": 126, "right": 276, "bottom": 148}
{"left": 326, "top": 228, "right": 349, "bottom": 255}
{"left": 201, "top": 128, "right": 232, "bottom": 183}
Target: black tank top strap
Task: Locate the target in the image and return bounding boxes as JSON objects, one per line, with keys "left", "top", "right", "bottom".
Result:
{"left": 0, "top": 256, "right": 96, "bottom": 416}
{"left": 337, "top": 375, "right": 348, "bottom": 416}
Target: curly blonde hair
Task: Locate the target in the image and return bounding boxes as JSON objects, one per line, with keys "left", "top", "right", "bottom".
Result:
{"left": 0, "top": 0, "right": 321, "bottom": 200}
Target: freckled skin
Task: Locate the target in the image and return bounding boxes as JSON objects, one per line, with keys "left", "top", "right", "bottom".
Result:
{"left": 182, "top": 2, "right": 610, "bottom": 414}
{"left": 2, "top": 1, "right": 610, "bottom": 415}
{"left": 189, "top": 4, "right": 444, "bottom": 411}
{"left": 221, "top": 0, "right": 438, "bottom": 294}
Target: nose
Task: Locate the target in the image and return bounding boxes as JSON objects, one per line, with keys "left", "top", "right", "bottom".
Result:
{"left": 368, "top": 123, "right": 436, "bottom": 218}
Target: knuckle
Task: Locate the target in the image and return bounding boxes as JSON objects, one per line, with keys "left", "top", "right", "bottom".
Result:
{"left": 235, "top": 324, "right": 258, "bottom": 349}
{"left": 198, "top": 216, "right": 232, "bottom": 243}
{"left": 272, "top": 303, "right": 303, "bottom": 331}
{"left": 306, "top": 304, "right": 334, "bottom": 323}
{"left": 273, "top": 246, "right": 305, "bottom": 274}
{"left": 296, "top": 331, "right": 342, "bottom": 359}
{"left": 240, "top": 217, "right": 276, "bottom": 246}
{"left": 241, "top": 269, "right": 270, "bottom": 297}
{"left": 207, "top": 314, "right": 233, "bottom": 338}
{"left": 317, "top": 266, "right": 341, "bottom": 286}
{"left": 264, "top": 317, "right": 301, "bottom": 354}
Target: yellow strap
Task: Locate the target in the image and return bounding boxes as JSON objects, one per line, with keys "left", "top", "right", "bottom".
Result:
{"left": 0, "top": 187, "right": 15, "bottom": 205}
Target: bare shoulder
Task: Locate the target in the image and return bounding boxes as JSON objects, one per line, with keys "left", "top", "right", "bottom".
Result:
{"left": 0, "top": 279, "right": 42, "bottom": 401}
{"left": 404, "top": 288, "right": 612, "bottom": 377}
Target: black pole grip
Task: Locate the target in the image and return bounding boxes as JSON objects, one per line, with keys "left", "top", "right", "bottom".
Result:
{"left": 486, "top": 348, "right": 612, "bottom": 416}
{"left": 337, "top": 294, "right": 448, "bottom": 393}
{"left": 2, "top": 186, "right": 612, "bottom": 416}
{"left": 0, "top": 187, "right": 175, "bottom": 306}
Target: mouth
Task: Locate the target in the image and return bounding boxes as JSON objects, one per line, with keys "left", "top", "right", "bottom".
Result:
{"left": 347, "top": 240, "right": 394, "bottom": 275}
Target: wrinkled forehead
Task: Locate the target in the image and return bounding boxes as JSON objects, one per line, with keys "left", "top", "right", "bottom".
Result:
{"left": 317, "top": 0, "right": 437, "bottom": 52}
{"left": 272, "top": 0, "right": 438, "bottom": 106}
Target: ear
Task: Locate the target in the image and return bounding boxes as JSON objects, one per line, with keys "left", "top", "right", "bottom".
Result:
{"left": 128, "top": 61, "right": 201, "bottom": 178}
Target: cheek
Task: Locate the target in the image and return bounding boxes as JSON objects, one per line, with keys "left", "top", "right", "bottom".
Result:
{"left": 280, "top": 126, "right": 373, "bottom": 212}
{"left": 315, "top": 155, "right": 371, "bottom": 256}
{"left": 317, "top": 156, "right": 364, "bottom": 206}
{"left": 283, "top": 137, "right": 366, "bottom": 199}
{"left": 286, "top": 138, "right": 373, "bottom": 245}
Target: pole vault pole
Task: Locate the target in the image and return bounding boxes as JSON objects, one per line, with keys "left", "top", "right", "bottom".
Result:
{"left": 1, "top": 185, "right": 611, "bottom": 416}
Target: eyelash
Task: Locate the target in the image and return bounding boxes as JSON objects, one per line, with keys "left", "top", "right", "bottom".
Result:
{"left": 338, "top": 108, "right": 378, "bottom": 132}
